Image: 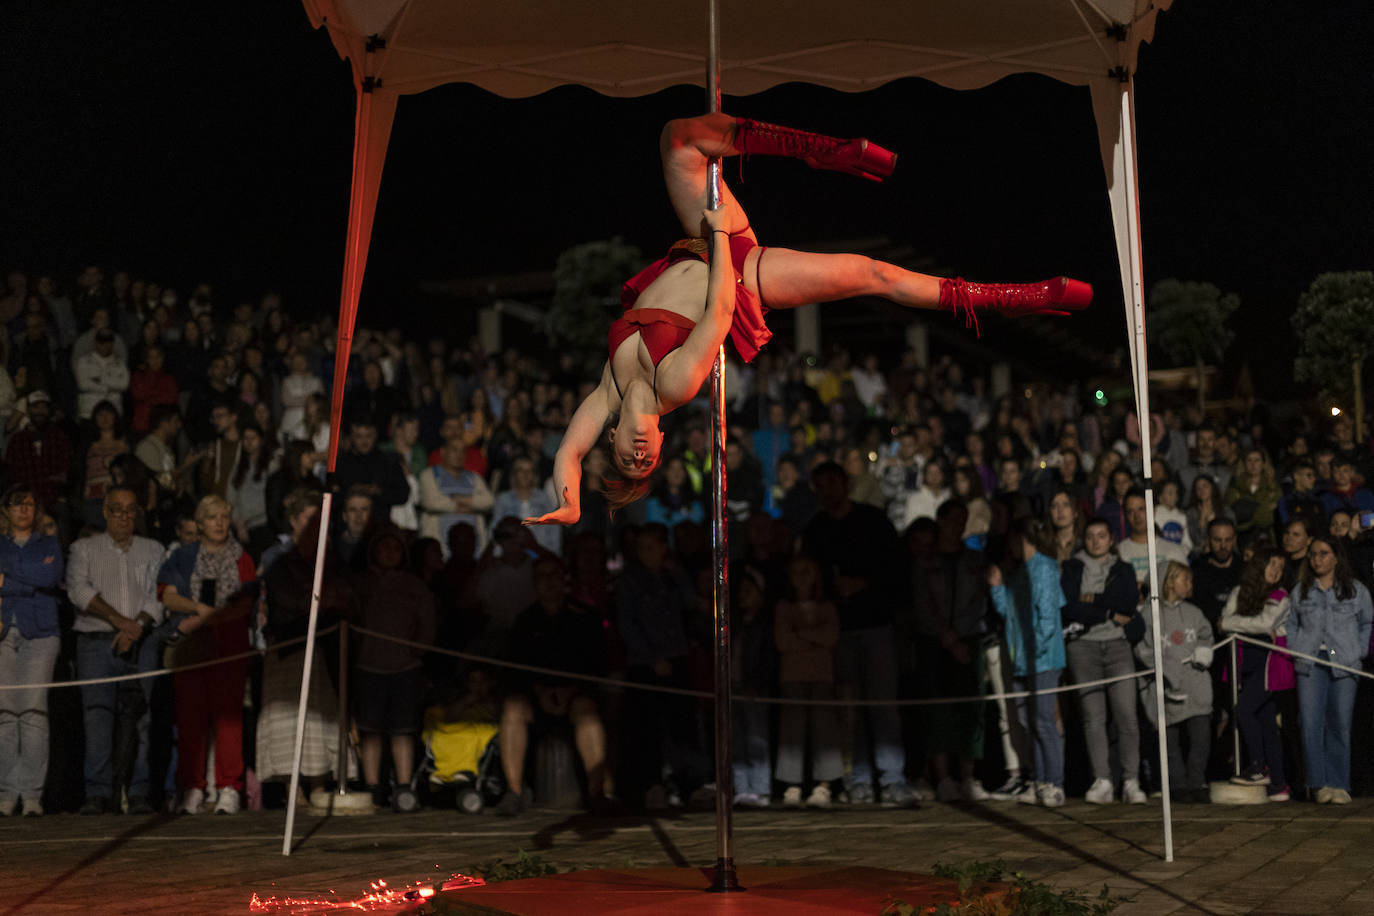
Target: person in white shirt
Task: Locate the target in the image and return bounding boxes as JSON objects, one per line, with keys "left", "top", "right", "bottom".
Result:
{"left": 65, "top": 485, "right": 168, "bottom": 815}
{"left": 1116, "top": 488, "right": 1189, "bottom": 591}
{"left": 74, "top": 328, "right": 130, "bottom": 420}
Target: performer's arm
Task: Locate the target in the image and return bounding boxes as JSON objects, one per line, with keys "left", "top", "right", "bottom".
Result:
{"left": 658, "top": 209, "right": 738, "bottom": 406}
{"left": 524, "top": 367, "right": 612, "bottom": 527}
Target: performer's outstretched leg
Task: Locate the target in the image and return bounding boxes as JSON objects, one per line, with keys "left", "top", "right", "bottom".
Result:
{"left": 751, "top": 248, "right": 1092, "bottom": 321}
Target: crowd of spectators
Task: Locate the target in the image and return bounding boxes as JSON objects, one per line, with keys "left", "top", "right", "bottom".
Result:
{"left": 2, "top": 264, "right": 1373, "bottom": 820}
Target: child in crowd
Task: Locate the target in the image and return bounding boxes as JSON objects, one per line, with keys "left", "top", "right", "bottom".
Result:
{"left": 772, "top": 554, "right": 842, "bottom": 808}
{"left": 1154, "top": 478, "right": 1192, "bottom": 554}
{"left": 1137, "top": 560, "right": 1214, "bottom": 803}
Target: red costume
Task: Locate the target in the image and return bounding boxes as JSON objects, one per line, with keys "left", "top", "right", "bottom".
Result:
{"left": 609, "top": 234, "right": 772, "bottom": 372}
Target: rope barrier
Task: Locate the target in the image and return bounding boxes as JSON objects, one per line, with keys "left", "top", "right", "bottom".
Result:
{"left": 1231, "top": 632, "right": 1374, "bottom": 681}
{"left": 0, "top": 625, "right": 340, "bottom": 691}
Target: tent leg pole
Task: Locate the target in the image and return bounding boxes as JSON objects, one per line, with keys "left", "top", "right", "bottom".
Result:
{"left": 282, "top": 491, "right": 335, "bottom": 856}
{"left": 703, "top": 0, "right": 740, "bottom": 895}
{"left": 1231, "top": 639, "right": 1241, "bottom": 778}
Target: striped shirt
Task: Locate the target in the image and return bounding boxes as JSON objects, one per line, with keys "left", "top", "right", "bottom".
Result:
{"left": 66, "top": 532, "right": 167, "bottom": 633}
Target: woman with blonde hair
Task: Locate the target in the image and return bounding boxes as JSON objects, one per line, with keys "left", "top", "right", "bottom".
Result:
{"left": 158, "top": 494, "right": 256, "bottom": 814}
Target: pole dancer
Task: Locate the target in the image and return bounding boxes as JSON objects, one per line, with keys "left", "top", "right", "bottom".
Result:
{"left": 522, "top": 113, "right": 1092, "bottom": 527}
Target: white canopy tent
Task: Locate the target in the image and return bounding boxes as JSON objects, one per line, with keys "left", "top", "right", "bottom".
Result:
{"left": 294, "top": 0, "right": 1180, "bottom": 861}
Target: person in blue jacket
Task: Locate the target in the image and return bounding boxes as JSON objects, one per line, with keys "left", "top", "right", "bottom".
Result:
{"left": 0, "top": 485, "right": 66, "bottom": 817}
{"left": 1289, "top": 535, "right": 1374, "bottom": 804}
{"left": 989, "top": 516, "right": 1068, "bottom": 807}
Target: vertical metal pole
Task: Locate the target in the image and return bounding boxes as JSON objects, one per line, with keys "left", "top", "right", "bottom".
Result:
{"left": 704, "top": 0, "right": 739, "bottom": 895}
{"left": 1230, "top": 639, "right": 1241, "bottom": 777}
{"left": 283, "top": 491, "right": 334, "bottom": 856}
{"left": 337, "top": 619, "right": 350, "bottom": 793}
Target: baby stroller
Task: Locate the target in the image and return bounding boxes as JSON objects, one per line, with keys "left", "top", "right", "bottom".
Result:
{"left": 418, "top": 710, "right": 504, "bottom": 814}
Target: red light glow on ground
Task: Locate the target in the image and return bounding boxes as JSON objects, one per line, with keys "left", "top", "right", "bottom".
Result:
{"left": 250, "top": 874, "right": 484, "bottom": 913}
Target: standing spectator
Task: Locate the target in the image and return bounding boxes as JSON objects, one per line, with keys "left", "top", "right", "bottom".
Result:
{"left": 1116, "top": 490, "right": 1189, "bottom": 589}
{"left": 66, "top": 486, "right": 166, "bottom": 815}
{"left": 1225, "top": 448, "right": 1281, "bottom": 536}
{"left": 1180, "top": 425, "right": 1233, "bottom": 495}
{"left": 419, "top": 438, "right": 494, "bottom": 556}
{"left": 336, "top": 487, "right": 374, "bottom": 567}
{"left": 730, "top": 567, "right": 778, "bottom": 807}
{"left": 0, "top": 485, "right": 65, "bottom": 816}
{"left": 772, "top": 456, "right": 818, "bottom": 533}
{"left": 225, "top": 423, "right": 277, "bottom": 559}
{"left": 1219, "top": 549, "right": 1294, "bottom": 802}
{"left": 158, "top": 495, "right": 256, "bottom": 815}
{"left": 1061, "top": 519, "right": 1146, "bottom": 804}
{"left": 1043, "top": 487, "right": 1086, "bottom": 564}
{"left": 380, "top": 411, "right": 424, "bottom": 533}
{"left": 1153, "top": 478, "right": 1192, "bottom": 554}
{"left": 773, "top": 554, "right": 842, "bottom": 808}
{"left": 1137, "top": 561, "right": 1215, "bottom": 803}
{"left": 12, "top": 313, "right": 62, "bottom": 400}
{"left": 988, "top": 517, "right": 1067, "bottom": 807}
{"left": 277, "top": 351, "right": 323, "bottom": 442}
{"left": 473, "top": 518, "right": 542, "bottom": 655}
{"left": 616, "top": 523, "right": 710, "bottom": 810}
{"left": 843, "top": 447, "right": 885, "bottom": 510}
{"left": 71, "top": 308, "right": 128, "bottom": 368}
{"left": 79, "top": 401, "right": 129, "bottom": 529}
{"left": 74, "top": 327, "right": 130, "bottom": 420}
{"left": 135, "top": 405, "right": 197, "bottom": 540}
{"left": 334, "top": 417, "right": 410, "bottom": 519}
{"left": 1281, "top": 517, "right": 1317, "bottom": 590}
{"left": 264, "top": 439, "right": 325, "bottom": 536}
{"left": 1191, "top": 519, "right": 1243, "bottom": 628}
{"left": 1277, "top": 460, "right": 1325, "bottom": 530}
{"left": 128, "top": 345, "right": 178, "bottom": 436}
{"left": 751, "top": 402, "right": 791, "bottom": 496}
{"left": 1321, "top": 458, "right": 1374, "bottom": 519}
{"left": 282, "top": 392, "right": 331, "bottom": 455}
{"left": 801, "top": 462, "right": 916, "bottom": 807}
{"left": 492, "top": 456, "right": 560, "bottom": 557}
{"left": 4, "top": 392, "right": 72, "bottom": 517}
{"left": 199, "top": 400, "right": 243, "bottom": 499}
{"left": 343, "top": 361, "right": 402, "bottom": 438}
{"left": 1185, "top": 475, "right": 1233, "bottom": 559}
{"left": 644, "top": 456, "right": 706, "bottom": 535}
{"left": 1290, "top": 537, "right": 1373, "bottom": 804}
{"left": 898, "top": 460, "right": 951, "bottom": 531}
{"left": 353, "top": 525, "right": 436, "bottom": 810}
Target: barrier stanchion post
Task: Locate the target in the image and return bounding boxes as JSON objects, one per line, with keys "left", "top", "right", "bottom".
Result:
{"left": 1230, "top": 638, "right": 1241, "bottom": 778}
{"left": 338, "top": 619, "right": 350, "bottom": 795}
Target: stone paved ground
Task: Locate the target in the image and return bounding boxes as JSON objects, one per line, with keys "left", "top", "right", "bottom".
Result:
{"left": 3, "top": 796, "right": 1374, "bottom": 915}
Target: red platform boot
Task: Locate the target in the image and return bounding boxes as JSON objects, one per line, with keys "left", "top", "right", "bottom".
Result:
{"left": 939, "top": 276, "right": 1093, "bottom": 333}
{"left": 734, "top": 118, "right": 897, "bottom": 181}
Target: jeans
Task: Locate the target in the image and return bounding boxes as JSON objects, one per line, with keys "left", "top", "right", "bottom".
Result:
{"left": 835, "top": 624, "right": 906, "bottom": 789}
{"left": 1166, "top": 715, "right": 1211, "bottom": 791}
{"left": 0, "top": 629, "right": 60, "bottom": 802}
{"left": 1297, "top": 666, "right": 1357, "bottom": 792}
{"left": 76, "top": 631, "right": 161, "bottom": 803}
{"left": 1067, "top": 638, "right": 1140, "bottom": 783}
{"left": 731, "top": 694, "right": 771, "bottom": 796}
{"left": 774, "top": 681, "right": 843, "bottom": 786}
{"left": 1234, "top": 645, "right": 1286, "bottom": 789}
{"left": 1012, "top": 668, "right": 1064, "bottom": 787}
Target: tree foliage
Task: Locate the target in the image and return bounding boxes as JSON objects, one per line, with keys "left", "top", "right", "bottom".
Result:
{"left": 1293, "top": 271, "right": 1374, "bottom": 399}
{"left": 1146, "top": 279, "right": 1239, "bottom": 369}
{"left": 544, "top": 237, "right": 643, "bottom": 373}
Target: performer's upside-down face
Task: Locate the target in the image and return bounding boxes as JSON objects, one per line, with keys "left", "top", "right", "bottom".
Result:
{"left": 609, "top": 423, "right": 665, "bottom": 479}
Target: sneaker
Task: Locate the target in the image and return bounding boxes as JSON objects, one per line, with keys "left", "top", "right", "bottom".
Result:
{"left": 1085, "top": 778, "right": 1115, "bottom": 805}
{"left": 847, "top": 782, "right": 875, "bottom": 805}
{"left": 214, "top": 786, "right": 241, "bottom": 815}
{"left": 688, "top": 783, "right": 717, "bottom": 810}
{"left": 1315, "top": 787, "right": 1335, "bottom": 805}
{"left": 935, "top": 777, "right": 963, "bottom": 803}
{"left": 1015, "top": 784, "right": 1040, "bottom": 806}
{"left": 1267, "top": 785, "right": 1291, "bottom": 802}
{"left": 1122, "top": 779, "right": 1148, "bottom": 805}
{"left": 179, "top": 788, "right": 206, "bottom": 815}
{"left": 1231, "top": 764, "right": 1271, "bottom": 787}
{"left": 733, "top": 792, "right": 765, "bottom": 808}
{"left": 805, "top": 784, "right": 832, "bottom": 809}
{"left": 1331, "top": 788, "right": 1352, "bottom": 805}
{"left": 989, "top": 775, "right": 1028, "bottom": 801}
{"left": 21, "top": 798, "right": 43, "bottom": 817}
{"left": 1038, "top": 784, "right": 1066, "bottom": 808}
{"left": 495, "top": 790, "right": 528, "bottom": 817}
{"left": 80, "top": 796, "right": 111, "bottom": 816}
{"left": 961, "top": 779, "right": 991, "bottom": 802}
{"left": 0, "top": 795, "right": 16, "bottom": 817}
{"left": 782, "top": 786, "right": 804, "bottom": 808}
{"left": 911, "top": 777, "right": 936, "bottom": 802}
{"left": 880, "top": 782, "right": 919, "bottom": 808}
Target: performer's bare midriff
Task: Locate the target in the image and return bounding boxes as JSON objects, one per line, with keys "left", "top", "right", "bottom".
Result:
{"left": 526, "top": 112, "right": 1091, "bottom": 527}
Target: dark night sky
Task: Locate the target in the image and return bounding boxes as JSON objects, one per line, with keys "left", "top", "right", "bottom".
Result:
{"left": 4, "top": 1, "right": 1372, "bottom": 393}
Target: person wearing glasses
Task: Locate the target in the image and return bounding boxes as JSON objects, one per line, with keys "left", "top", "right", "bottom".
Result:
{"left": 0, "top": 484, "right": 66, "bottom": 817}
{"left": 65, "top": 485, "right": 169, "bottom": 815}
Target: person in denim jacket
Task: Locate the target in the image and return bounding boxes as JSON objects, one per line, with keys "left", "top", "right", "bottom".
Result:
{"left": 1290, "top": 536, "right": 1373, "bottom": 804}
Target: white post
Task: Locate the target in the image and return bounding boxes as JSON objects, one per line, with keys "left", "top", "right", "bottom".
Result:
{"left": 1118, "top": 78, "right": 1173, "bottom": 862}
{"left": 282, "top": 491, "right": 334, "bottom": 856}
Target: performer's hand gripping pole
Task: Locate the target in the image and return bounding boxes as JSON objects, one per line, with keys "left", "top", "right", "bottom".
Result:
{"left": 704, "top": 0, "right": 741, "bottom": 895}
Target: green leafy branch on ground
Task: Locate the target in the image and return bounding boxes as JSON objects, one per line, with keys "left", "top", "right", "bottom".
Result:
{"left": 881, "top": 859, "right": 1126, "bottom": 916}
